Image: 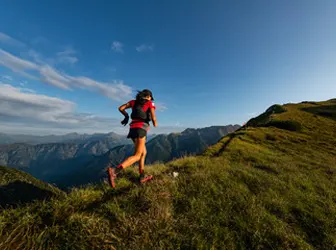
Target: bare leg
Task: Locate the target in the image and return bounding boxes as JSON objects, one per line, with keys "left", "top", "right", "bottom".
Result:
{"left": 130, "top": 139, "right": 146, "bottom": 173}
{"left": 139, "top": 145, "right": 147, "bottom": 174}
{"left": 119, "top": 137, "right": 146, "bottom": 169}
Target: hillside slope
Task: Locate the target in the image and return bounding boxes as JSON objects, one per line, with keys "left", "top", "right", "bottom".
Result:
{"left": 0, "top": 166, "right": 64, "bottom": 208}
{"left": 0, "top": 99, "right": 335, "bottom": 250}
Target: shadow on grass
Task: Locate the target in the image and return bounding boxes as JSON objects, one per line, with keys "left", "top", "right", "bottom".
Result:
{"left": 215, "top": 133, "right": 237, "bottom": 157}
{"left": 0, "top": 181, "right": 55, "bottom": 208}
{"left": 79, "top": 185, "right": 134, "bottom": 221}
{"left": 290, "top": 207, "right": 329, "bottom": 248}
{"left": 253, "top": 164, "right": 279, "bottom": 175}
{"left": 122, "top": 171, "right": 141, "bottom": 185}
{"left": 301, "top": 104, "right": 336, "bottom": 121}
{"left": 80, "top": 185, "right": 133, "bottom": 213}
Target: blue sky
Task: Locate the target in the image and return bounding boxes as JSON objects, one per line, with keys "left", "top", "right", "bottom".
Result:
{"left": 1, "top": 0, "right": 336, "bottom": 135}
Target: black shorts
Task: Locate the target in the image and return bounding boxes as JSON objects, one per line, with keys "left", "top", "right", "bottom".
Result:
{"left": 127, "top": 128, "right": 147, "bottom": 139}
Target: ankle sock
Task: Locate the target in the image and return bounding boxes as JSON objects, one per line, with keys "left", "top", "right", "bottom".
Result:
{"left": 115, "top": 164, "right": 123, "bottom": 169}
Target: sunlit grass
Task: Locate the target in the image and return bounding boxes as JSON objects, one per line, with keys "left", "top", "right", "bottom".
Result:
{"left": 0, "top": 99, "right": 335, "bottom": 249}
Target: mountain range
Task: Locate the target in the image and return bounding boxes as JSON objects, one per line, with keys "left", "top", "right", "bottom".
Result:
{"left": 56, "top": 125, "right": 241, "bottom": 186}
{"left": 0, "top": 132, "right": 129, "bottom": 145}
{"left": 0, "top": 125, "right": 240, "bottom": 187}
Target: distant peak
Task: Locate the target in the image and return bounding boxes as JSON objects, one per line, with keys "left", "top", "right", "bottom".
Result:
{"left": 66, "top": 132, "right": 79, "bottom": 136}
{"left": 182, "top": 128, "right": 196, "bottom": 134}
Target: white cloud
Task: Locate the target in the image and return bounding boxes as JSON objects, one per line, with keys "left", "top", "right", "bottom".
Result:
{"left": 28, "top": 48, "right": 78, "bottom": 66}
{"left": 0, "top": 84, "right": 184, "bottom": 135}
{"left": 69, "top": 76, "right": 132, "bottom": 101}
{"left": 56, "top": 47, "right": 78, "bottom": 65}
{"left": 0, "top": 32, "right": 25, "bottom": 47}
{"left": 0, "top": 49, "right": 38, "bottom": 80}
{"left": 155, "top": 102, "right": 168, "bottom": 112}
{"left": 27, "top": 49, "right": 46, "bottom": 65}
{"left": 20, "top": 88, "right": 36, "bottom": 94}
{"left": 1, "top": 75, "right": 13, "bottom": 82}
{"left": 0, "top": 83, "right": 123, "bottom": 134}
{"left": 19, "top": 80, "right": 28, "bottom": 87}
{"left": 0, "top": 49, "right": 133, "bottom": 101}
{"left": 0, "top": 49, "right": 38, "bottom": 71}
{"left": 56, "top": 47, "right": 76, "bottom": 57}
{"left": 0, "top": 83, "right": 74, "bottom": 122}
{"left": 136, "top": 44, "right": 154, "bottom": 52}
{"left": 59, "top": 56, "right": 78, "bottom": 65}
{"left": 39, "top": 65, "right": 72, "bottom": 90}
{"left": 111, "top": 41, "right": 124, "bottom": 53}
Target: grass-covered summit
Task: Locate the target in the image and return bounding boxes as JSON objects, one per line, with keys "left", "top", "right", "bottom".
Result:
{"left": 0, "top": 99, "right": 335, "bottom": 249}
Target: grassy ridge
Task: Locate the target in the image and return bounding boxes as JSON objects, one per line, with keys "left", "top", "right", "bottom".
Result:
{"left": 0, "top": 166, "right": 64, "bottom": 208}
{"left": 0, "top": 99, "right": 335, "bottom": 249}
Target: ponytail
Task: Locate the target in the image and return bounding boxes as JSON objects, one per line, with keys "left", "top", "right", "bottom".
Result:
{"left": 135, "top": 90, "right": 149, "bottom": 106}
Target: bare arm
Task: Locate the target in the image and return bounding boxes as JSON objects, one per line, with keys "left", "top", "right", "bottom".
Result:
{"left": 118, "top": 102, "right": 132, "bottom": 117}
{"left": 150, "top": 108, "right": 158, "bottom": 127}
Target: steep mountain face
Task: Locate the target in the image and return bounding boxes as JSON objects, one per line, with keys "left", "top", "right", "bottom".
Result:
{"left": 0, "top": 134, "right": 130, "bottom": 183}
{"left": 141, "top": 125, "right": 241, "bottom": 163}
{"left": 59, "top": 125, "right": 241, "bottom": 186}
{"left": 0, "top": 143, "right": 87, "bottom": 182}
{"left": 0, "top": 132, "right": 129, "bottom": 145}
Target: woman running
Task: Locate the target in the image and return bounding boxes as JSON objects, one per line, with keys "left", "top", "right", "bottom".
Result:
{"left": 107, "top": 89, "right": 157, "bottom": 188}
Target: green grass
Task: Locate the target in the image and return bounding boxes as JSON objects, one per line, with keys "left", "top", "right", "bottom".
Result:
{"left": 0, "top": 167, "right": 64, "bottom": 208}
{"left": 0, "top": 99, "right": 335, "bottom": 249}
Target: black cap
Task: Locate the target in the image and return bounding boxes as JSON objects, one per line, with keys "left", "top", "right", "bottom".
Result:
{"left": 142, "top": 89, "right": 154, "bottom": 101}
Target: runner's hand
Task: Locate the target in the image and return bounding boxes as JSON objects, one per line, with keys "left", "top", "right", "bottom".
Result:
{"left": 121, "top": 116, "right": 129, "bottom": 126}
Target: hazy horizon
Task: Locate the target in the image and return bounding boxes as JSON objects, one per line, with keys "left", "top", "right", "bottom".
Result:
{"left": 0, "top": 123, "right": 243, "bottom": 136}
